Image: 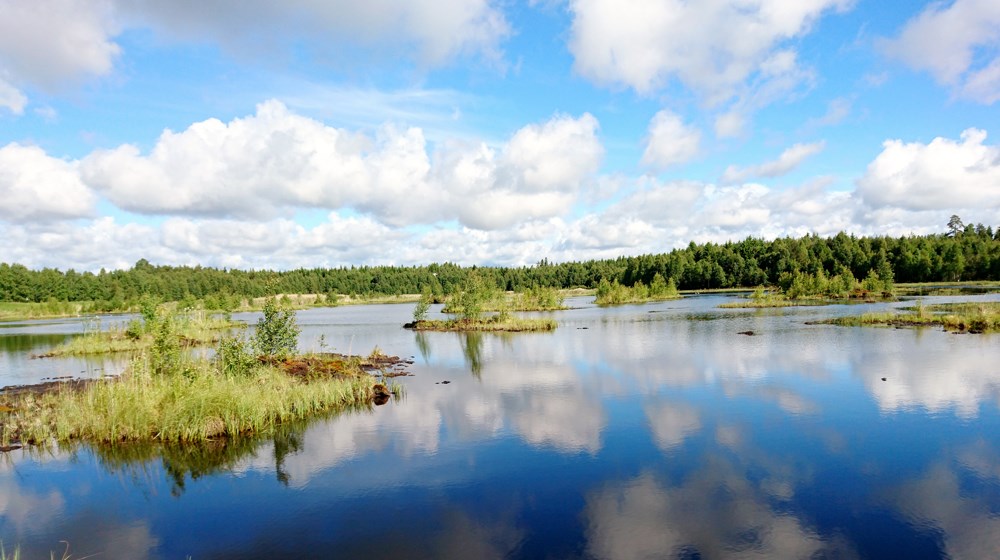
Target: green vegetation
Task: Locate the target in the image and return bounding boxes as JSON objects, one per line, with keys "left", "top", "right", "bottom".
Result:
{"left": 408, "top": 274, "right": 559, "bottom": 332}
{"left": 38, "top": 308, "right": 241, "bottom": 357}
{"left": 1, "top": 301, "right": 402, "bottom": 447}
{"left": 718, "top": 287, "right": 827, "bottom": 308}
{"left": 442, "top": 285, "right": 566, "bottom": 313}
{"left": 405, "top": 316, "right": 558, "bottom": 332}
{"left": 720, "top": 266, "right": 896, "bottom": 308}
{"left": 594, "top": 274, "right": 679, "bottom": 305}
{"left": 251, "top": 297, "right": 300, "bottom": 358}
{"left": 824, "top": 301, "right": 1000, "bottom": 333}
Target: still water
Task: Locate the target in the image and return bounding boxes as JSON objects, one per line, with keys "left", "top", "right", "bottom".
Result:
{"left": 2, "top": 295, "right": 1000, "bottom": 559}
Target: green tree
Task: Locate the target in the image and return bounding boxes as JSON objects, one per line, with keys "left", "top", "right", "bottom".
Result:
{"left": 253, "top": 298, "right": 300, "bottom": 358}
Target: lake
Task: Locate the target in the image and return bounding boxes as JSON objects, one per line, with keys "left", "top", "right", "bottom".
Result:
{"left": 2, "top": 294, "right": 1000, "bottom": 559}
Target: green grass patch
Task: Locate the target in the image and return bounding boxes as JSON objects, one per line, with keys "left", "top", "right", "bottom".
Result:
{"left": 38, "top": 311, "right": 242, "bottom": 357}
{"left": 0, "top": 354, "right": 399, "bottom": 446}
{"left": 718, "top": 294, "right": 830, "bottom": 308}
{"left": 823, "top": 301, "right": 1000, "bottom": 333}
{"left": 405, "top": 316, "right": 557, "bottom": 332}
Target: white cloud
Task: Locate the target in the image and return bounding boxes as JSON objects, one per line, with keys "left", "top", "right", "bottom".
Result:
{"left": 882, "top": 0, "right": 1000, "bottom": 104}
{"left": 82, "top": 101, "right": 602, "bottom": 230}
{"left": 567, "top": 0, "right": 850, "bottom": 101}
{"left": 640, "top": 110, "right": 701, "bottom": 171}
{"left": 722, "top": 141, "right": 826, "bottom": 183}
{"left": 0, "top": 143, "right": 96, "bottom": 222}
{"left": 807, "top": 97, "right": 852, "bottom": 128}
{"left": 0, "top": 0, "right": 120, "bottom": 91}
{"left": 0, "top": 76, "right": 27, "bottom": 114}
{"left": 714, "top": 111, "right": 746, "bottom": 139}
{"left": 502, "top": 113, "right": 603, "bottom": 192}
{"left": 857, "top": 128, "right": 1000, "bottom": 211}
{"left": 115, "top": 0, "right": 510, "bottom": 67}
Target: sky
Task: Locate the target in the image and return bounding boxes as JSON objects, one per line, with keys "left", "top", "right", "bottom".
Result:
{"left": 1, "top": 0, "right": 999, "bottom": 271}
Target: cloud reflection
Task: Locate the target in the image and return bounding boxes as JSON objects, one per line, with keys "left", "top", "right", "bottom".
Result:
{"left": 583, "top": 460, "right": 855, "bottom": 559}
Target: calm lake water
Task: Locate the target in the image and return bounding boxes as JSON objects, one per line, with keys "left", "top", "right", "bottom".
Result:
{"left": 2, "top": 295, "right": 1000, "bottom": 559}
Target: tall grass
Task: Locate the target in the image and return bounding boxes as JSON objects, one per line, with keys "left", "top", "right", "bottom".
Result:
{"left": 826, "top": 302, "right": 1000, "bottom": 333}
{"left": 40, "top": 310, "right": 240, "bottom": 357}
{"left": 2, "top": 358, "right": 389, "bottom": 445}
{"left": 407, "top": 316, "right": 557, "bottom": 332}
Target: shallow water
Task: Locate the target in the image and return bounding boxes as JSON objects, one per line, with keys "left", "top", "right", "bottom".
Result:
{"left": 2, "top": 295, "right": 1000, "bottom": 559}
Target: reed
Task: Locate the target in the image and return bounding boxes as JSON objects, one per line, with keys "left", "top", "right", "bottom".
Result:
{"left": 406, "top": 316, "right": 557, "bottom": 332}
{"left": 824, "top": 302, "right": 1000, "bottom": 333}
{"left": 39, "top": 311, "right": 241, "bottom": 357}
{"left": 1, "top": 357, "right": 396, "bottom": 446}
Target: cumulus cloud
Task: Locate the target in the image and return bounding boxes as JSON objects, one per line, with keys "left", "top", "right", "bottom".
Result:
{"left": 640, "top": 110, "right": 701, "bottom": 171}
{"left": 721, "top": 141, "right": 826, "bottom": 183}
{"left": 882, "top": 0, "right": 1000, "bottom": 104}
{"left": 0, "top": 0, "right": 120, "bottom": 112}
{"left": 857, "top": 128, "right": 1000, "bottom": 211}
{"left": 81, "top": 101, "right": 602, "bottom": 230}
{"left": 567, "top": 0, "right": 850, "bottom": 101}
{"left": 115, "top": 0, "right": 510, "bottom": 67}
{"left": 0, "top": 143, "right": 96, "bottom": 222}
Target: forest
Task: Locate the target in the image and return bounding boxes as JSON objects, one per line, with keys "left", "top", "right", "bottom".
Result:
{"left": 1, "top": 220, "right": 998, "bottom": 308}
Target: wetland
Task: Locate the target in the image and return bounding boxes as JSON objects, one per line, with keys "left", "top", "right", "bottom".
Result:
{"left": 1, "top": 293, "right": 999, "bottom": 559}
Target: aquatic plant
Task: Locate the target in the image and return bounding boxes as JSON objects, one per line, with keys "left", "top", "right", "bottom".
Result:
{"left": 823, "top": 302, "right": 1000, "bottom": 333}
{"left": 594, "top": 275, "right": 680, "bottom": 306}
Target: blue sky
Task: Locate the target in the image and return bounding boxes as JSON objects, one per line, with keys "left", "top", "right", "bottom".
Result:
{"left": 1, "top": 0, "right": 999, "bottom": 271}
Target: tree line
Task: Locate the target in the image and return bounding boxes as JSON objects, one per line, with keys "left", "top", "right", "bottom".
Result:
{"left": 1, "top": 222, "right": 999, "bottom": 306}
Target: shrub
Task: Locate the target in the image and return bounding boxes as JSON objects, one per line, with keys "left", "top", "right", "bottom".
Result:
{"left": 413, "top": 288, "right": 432, "bottom": 322}
{"left": 150, "top": 313, "right": 182, "bottom": 375}
{"left": 217, "top": 336, "right": 257, "bottom": 377}
{"left": 253, "top": 298, "right": 300, "bottom": 358}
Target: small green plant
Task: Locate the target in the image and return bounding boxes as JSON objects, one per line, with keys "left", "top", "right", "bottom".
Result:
{"left": 216, "top": 335, "right": 257, "bottom": 377}
{"left": 253, "top": 297, "right": 300, "bottom": 358}
{"left": 124, "top": 318, "right": 145, "bottom": 341}
{"left": 412, "top": 288, "right": 432, "bottom": 322}
{"left": 150, "top": 312, "right": 182, "bottom": 375}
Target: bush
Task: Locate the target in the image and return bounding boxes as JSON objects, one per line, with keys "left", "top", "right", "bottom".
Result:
{"left": 253, "top": 298, "right": 300, "bottom": 358}
{"left": 150, "top": 313, "right": 182, "bottom": 375}
{"left": 217, "top": 336, "right": 257, "bottom": 377}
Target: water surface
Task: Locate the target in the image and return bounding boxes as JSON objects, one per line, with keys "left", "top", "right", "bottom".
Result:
{"left": 2, "top": 295, "right": 999, "bottom": 559}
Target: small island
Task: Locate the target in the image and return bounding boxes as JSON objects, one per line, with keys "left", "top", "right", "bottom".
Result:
{"left": 594, "top": 274, "right": 680, "bottom": 305}
{"left": 719, "top": 268, "right": 896, "bottom": 308}
{"left": 404, "top": 276, "right": 559, "bottom": 332}
{"left": 1, "top": 298, "right": 403, "bottom": 449}
{"left": 821, "top": 301, "right": 1000, "bottom": 333}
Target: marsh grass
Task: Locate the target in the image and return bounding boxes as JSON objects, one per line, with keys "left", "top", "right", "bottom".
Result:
{"left": 824, "top": 301, "right": 1000, "bottom": 333}
{"left": 718, "top": 288, "right": 831, "bottom": 308}
{"left": 39, "top": 311, "right": 241, "bottom": 357}
{"left": 406, "top": 316, "right": 557, "bottom": 332}
{"left": 1, "top": 353, "right": 400, "bottom": 447}
{"left": 442, "top": 286, "right": 568, "bottom": 313}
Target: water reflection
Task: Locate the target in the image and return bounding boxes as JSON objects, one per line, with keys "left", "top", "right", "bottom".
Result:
{"left": 888, "top": 463, "right": 1000, "bottom": 560}
{"left": 1, "top": 297, "right": 999, "bottom": 558}
{"left": 583, "top": 464, "right": 853, "bottom": 559}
